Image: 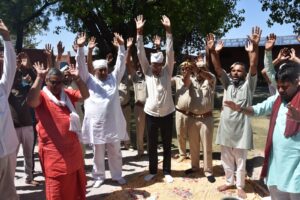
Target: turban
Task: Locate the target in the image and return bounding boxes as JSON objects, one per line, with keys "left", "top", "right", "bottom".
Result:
{"left": 150, "top": 52, "right": 164, "bottom": 63}
{"left": 93, "top": 59, "right": 108, "bottom": 70}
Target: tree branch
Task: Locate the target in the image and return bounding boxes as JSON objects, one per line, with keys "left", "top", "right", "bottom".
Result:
{"left": 23, "top": 0, "right": 58, "bottom": 24}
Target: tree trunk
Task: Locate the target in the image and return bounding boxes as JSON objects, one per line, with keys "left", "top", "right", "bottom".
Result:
{"left": 15, "top": 25, "right": 24, "bottom": 53}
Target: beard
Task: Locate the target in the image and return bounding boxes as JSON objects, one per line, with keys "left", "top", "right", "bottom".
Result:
{"left": 230, "top": 76, "right": 245, "bottom": 87}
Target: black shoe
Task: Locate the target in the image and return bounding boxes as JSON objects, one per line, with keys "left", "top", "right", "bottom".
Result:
{"left": 207, "top": 175, "right": 216, "bottom": 183}
{"left": 185, "top": 168, "right": 197, "bottom": 175}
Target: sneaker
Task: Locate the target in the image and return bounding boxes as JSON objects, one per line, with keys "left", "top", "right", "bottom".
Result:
{"left": 93, "top": 179, "right": 104, "bottom": 188}
{"left": 144, "top": 174, "right": 156, "bottom": 182}
{"left": 164, "top": 174, "right": 174, "bottom": 183}
{"left": 25, "top": 179, "right": 40, "bottom": 186}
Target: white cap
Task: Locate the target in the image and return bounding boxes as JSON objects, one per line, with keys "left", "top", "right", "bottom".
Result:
{"left": 93, "top": 59, "right": 108, "bottom": 69}
{"left": 150, "top": 52, "right": 164, "bottom": 63}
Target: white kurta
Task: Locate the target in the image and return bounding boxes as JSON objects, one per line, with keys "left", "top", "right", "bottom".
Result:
{"left": 76, "top": 46, "right": 127, "bottom": 144}
{"left": 0, "top": 41, "right": 18, "bottom": 158}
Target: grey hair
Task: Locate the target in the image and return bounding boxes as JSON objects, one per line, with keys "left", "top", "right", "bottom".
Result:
{"left": 46, "top": 67, "right": 64, "bottom": 79}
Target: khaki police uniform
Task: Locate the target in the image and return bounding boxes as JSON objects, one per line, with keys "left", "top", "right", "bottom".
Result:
{"left": 132, "top": 72, "right": 147, "bottom": 154}
{"left": 173, "top": 75, "right": 191, "bottom": 158}
{"left": 119, "top": 73, "right": 131, "bottom": 145}
{"left": 186, "top": 74, "right": 216, "bottom": 175}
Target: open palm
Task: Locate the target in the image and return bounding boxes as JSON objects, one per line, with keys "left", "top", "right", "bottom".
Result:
{"left": 77, "top": 32, "right": 86, "bottom": 47}
{"left": 33, "top": 62, "right": 48, "bottom": 78}
{"left": 135, "top": 15, "right": 146, "bottom": 30}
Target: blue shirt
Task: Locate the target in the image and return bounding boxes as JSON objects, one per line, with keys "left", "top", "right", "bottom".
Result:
{"left": 253, "top": 94, "right": 300, "bottom": 193}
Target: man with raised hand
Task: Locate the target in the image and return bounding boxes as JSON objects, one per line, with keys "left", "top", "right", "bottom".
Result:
{"left": 184, "top": 58, "right": 216, "bottom": 183}
{"left": 0, "top": 19, "right": 19, "bottom": 200}
{"left": 224, "top": 61, "right": 300, "bottom": 200}
{"left": 207, "top": 27, "right": 261, "bottom": 199}
{"left": 27, "top": 60, "right": 89, "bottom": 199}
{"left": 76, "top": 32, "right": 127, "bottom": 188}
{"left": 171, "top": 60, "right": 193, "bottom": 163}
{"left": 136, "top": 14, "right": 175, "bottom": 183}
{"left": 126, "top": 37, "right": 147, "bottom": 158}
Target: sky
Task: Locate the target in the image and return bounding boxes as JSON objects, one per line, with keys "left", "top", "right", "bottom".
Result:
{"left": 35, "top": 0, "right": 295, "bottom": 53}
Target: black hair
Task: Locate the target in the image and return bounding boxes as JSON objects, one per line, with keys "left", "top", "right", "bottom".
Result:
{"left": 230, "top": 62, "right": 247, "bottom": 71}
{"left": 275, "top": 61, "right": 300, "bottom": 83}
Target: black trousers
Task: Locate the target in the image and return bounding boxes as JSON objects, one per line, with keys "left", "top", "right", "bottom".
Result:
{"left": 146, "top": 113, "right": 173, "bottom": 175}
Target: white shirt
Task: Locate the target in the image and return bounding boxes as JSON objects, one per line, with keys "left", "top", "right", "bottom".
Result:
{"left": 0, "top": 41, "right": 18, "bottom": 158}
{"left": 136, "top": 33, "right": 175, "bottom": 117}
{"left": 76, "top": 45, "right": 128, "bottom": 144}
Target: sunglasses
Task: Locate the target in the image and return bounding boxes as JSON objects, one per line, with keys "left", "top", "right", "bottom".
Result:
{"left": 48, "top": 80, "right": 63, "bottom": 85}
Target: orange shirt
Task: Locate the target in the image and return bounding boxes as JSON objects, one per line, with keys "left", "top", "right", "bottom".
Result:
{"left": 35, "top": 89, "right": 84, "bottom": 177}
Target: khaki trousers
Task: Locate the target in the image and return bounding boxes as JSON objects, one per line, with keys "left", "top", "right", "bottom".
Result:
{"left": 122, "top": 104, "right": 131, "bottom": 144}
{"left": 134, "top": 104, "right": 146, "bottom": 153}
{"left": 175, "top": 111, "right": 189, "bottom": 156}
{"left": 188, "top": 115, "right": 214, "bottom": 175}
{"left": 0, "top": 152, "right": 18, "bottom": 200}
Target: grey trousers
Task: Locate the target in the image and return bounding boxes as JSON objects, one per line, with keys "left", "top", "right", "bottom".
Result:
{"left": 0, "top": 152, "right": 18, "bottom": 200}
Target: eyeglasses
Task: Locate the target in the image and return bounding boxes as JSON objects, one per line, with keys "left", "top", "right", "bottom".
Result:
{"left": 48, "top": 80, "right": 63, "bottom": 85}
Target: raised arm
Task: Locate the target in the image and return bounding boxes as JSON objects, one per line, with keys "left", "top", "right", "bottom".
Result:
{"left": 197, "top": 68, "right": 216, "bottom": 86}
{"left": 247, "top": 26, "right": 262, "bottom": 76}
{"left": 111, "top": 33, "right": 126, "bottom": 84}
{"left": 126, "top": 37, "right": 136, "bottom": 77}
{"left": 27, "top": 62, "right": 49, "bottom": 108}
{"left": 289, "top": 48, "right": 300, "bottom": 64}
{"left": 87, "top": 36, "right": 97, "bottom": 74}
{"left": 0, "top": 19, "right": 16, "bottom": 94}
{"left": 68, "top": 64, "right": 89, "bottom": 100}
{"left": 264, "top": 33, "right": 277, "bottom": 86}
{"left": 44, "top": 43, "right": 54, "bottom": 69}
{"left": 54, "top": 41, "right": 64, "bottom": 68}
{"left": 206, "top": 33, "right": 223, "bottom": 78}
{"left": 75, "top": 32, "right": 89, "bottom": 82}
{"left": 161, "top": 15, "right": 174, "bottom": 75}
{"left": 135, "top": 15, "right": 150, "bottom": 73}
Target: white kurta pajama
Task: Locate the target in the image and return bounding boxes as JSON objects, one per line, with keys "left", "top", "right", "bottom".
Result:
{"left": 76, "top": 45, "right": 127, "bottom": 181}
{"left": 0, "top": 41, "right": 19, "bottom": 200}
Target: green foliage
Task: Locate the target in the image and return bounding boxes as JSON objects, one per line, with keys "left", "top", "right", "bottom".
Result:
{"left": 259, "top": 0, "right": 299, "bottom": 34}
{"left": 54, "top": 0, "right": 244, "bottom": 57}
{"left": 0, "top": 0, "right": 57, "bottom": 50}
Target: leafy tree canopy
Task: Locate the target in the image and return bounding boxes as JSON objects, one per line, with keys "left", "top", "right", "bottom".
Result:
{"left": 259, "top": 0, "right": 299, "bottom": 34}
{"left": 54, "top": 0, "right": 245, "bottom": 57}
{"left": 0, "top": 0, "right": 57, "bottom": 51}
